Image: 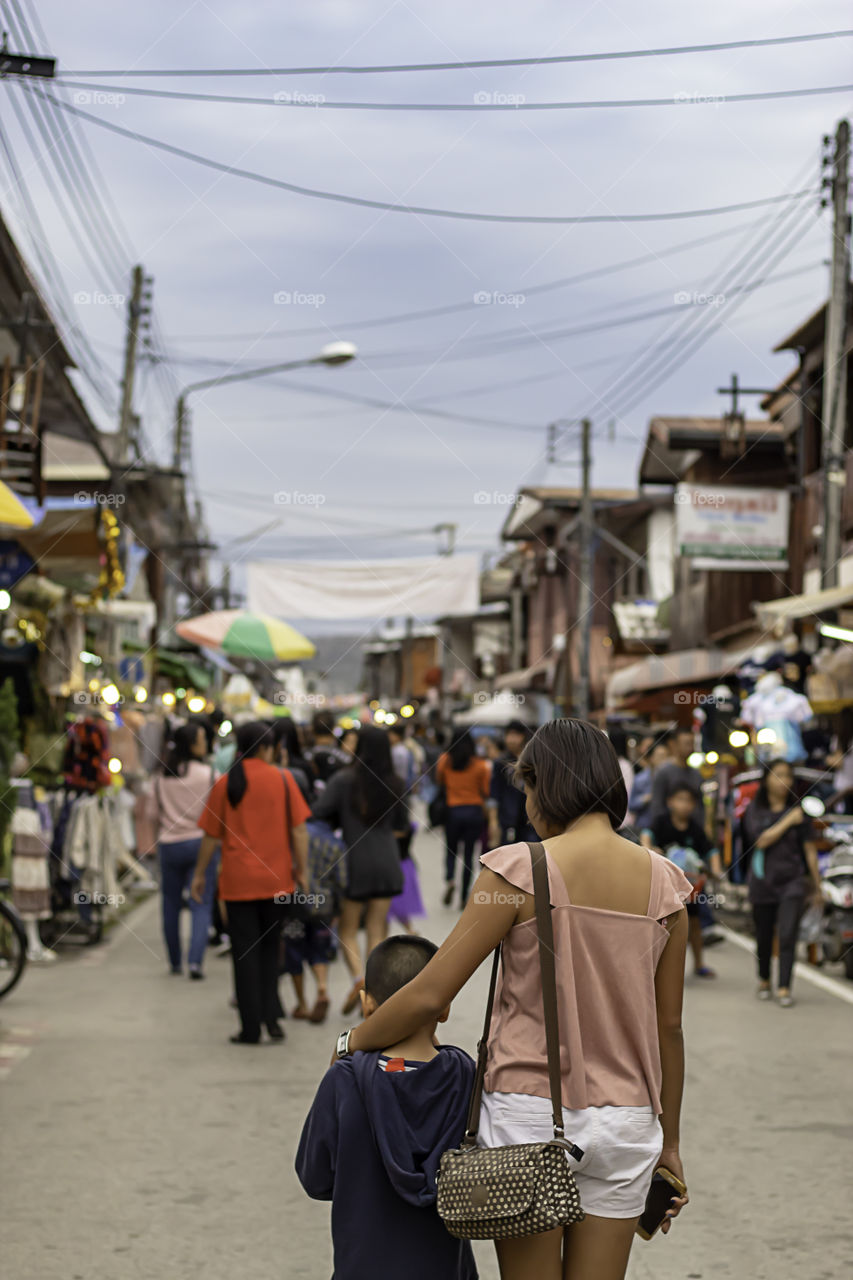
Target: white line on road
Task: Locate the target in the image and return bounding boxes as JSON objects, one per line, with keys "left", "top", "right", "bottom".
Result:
{"left": 720, "top": 923, "right": 853, "bottom": 1005}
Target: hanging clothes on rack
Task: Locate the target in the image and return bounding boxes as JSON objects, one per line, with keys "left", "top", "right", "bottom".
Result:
{"left": 10, "top": 777, "right": 52, "bottom": 921}
{"left": 62, "top": 717, "right": 112, "bottom": 792}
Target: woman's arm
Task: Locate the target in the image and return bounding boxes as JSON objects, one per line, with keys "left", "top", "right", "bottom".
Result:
{"left": 753, "top": 807, "right": 801, "bottom": 849}
{"left": 346, "top": 867, "right": 520, "bottom": 1053}
{"left": 654, "top": 908, "right": 688, "bottom": 1157}
{"left": 190, "top": 834, "right": 219, "bottom": 902}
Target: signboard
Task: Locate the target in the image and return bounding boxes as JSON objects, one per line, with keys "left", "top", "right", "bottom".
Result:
{"left": 0, "top": 540, "right": 35, "bottom": 587}
{"left": 675, "top": 485, "right": 789, "bottom": 570}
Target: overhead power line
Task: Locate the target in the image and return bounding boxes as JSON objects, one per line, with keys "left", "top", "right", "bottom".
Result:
{"left": 30, "top": 89, "right": 819, "bottom": 226}
{"left": 160, "top": 221, "right": 763, "bottom": 345}
{"left": 48, "top": 78, "right": 853, "bottom": 112}
{"left": 59, "top": 29, "right": 853, "bottom": 76}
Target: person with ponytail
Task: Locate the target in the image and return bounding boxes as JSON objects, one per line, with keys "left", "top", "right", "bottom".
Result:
{"left": 149, "top": 721, "right": 217, "bottom": 978}
{"left": 192, "top": 720, "right": 311, "bottom": 1044}
{"left": 311, "top": 724, "right": 408, "bottom": 1013}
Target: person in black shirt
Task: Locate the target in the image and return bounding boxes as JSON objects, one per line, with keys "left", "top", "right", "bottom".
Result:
{"left": 741, "top": 759, "right": 821, "bottom": 1007}
{"left": 642, "top": 784, "right": 722, "bottom": 980}
{"left": 486, "top": 720, "right": 537, "bottom": 848}
{"left": 306, "top": 712, "right": 349, "bottom": 789}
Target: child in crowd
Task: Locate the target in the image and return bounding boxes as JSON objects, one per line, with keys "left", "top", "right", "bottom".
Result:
{"left": 282, "top": 820, "right": 347, "bottom": 1024}
{"left": 642, "top": 783, "right": 723, "bottom": 979}
{"left": 296, "top": 936, "right": 477, "bottom": 1280}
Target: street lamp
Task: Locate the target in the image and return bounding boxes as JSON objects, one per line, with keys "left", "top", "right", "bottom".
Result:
{"left": 172, "top": 341, "right": 357, "bottom": 470}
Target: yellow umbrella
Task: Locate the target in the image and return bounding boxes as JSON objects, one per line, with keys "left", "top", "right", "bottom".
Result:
{"left": 0, "top": 481, "right": 34, "bottom": 529}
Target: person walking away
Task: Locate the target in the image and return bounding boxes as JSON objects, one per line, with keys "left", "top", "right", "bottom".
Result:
{"left": 272, "top": 717, "right": 315, "bottom": 803}
{"left": 297, "top": 935, "right": 477, "bottom": 1280}
{"left": 336, "top": 719, "right": 690, "bottom": 1280}
{"left": 629, "top": 739, "right": 670, "bottom": 833}
{"left": 648, "top": 728, "right": 723, "bottom": 945}
{"left": 438, "top": 730, "right": 491, "bottom": 908}
{"left": 306, "top": 712, "right": 350, "bottom": 791}
{"left": 283, "top": 820, "right": 346, "bottom": 1025}
{"left": 191, "top": 721, "right": 310, "bottom": 1044}
{"left": 487, "top": 719, "right": 537, "bottom": 849}
{"left": 741, "top": 758, "right": 822, "bottom": 1006}
{"left": 648, "top": 728, "right": 702, "bottom": 819}
{"left": 311, "top": 725, "right": 407, "bottom": 1014}
{"left": 148, "top": 722, "right": 217, "bottom": 979}
{"left": 641, "top": 784, "right": 722, "bottom": 979}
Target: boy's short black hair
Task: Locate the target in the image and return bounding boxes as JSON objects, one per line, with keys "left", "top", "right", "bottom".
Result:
{"left": 513, "top": 718, "right": 627, "bottom": 830}
{"left": 364, "top": 935, "right": 438, "bottom": 1006}
{"left": 666, "top": 783, "right": 696, "bottom": 803}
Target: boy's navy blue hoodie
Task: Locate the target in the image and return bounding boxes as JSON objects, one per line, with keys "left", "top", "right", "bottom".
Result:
{"left": 296, "top": 1044, "right": 478, "bottom": 1280}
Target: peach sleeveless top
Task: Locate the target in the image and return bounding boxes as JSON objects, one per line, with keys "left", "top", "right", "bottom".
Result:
{"left": 480, "top": 844, "right": 693, "bottom": 1115}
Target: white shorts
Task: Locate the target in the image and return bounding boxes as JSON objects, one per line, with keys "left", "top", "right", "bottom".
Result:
{"left": 478, "top": 1091, "right": 663, "bottom": 1218}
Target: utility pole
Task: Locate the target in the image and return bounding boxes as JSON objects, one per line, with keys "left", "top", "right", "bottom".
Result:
{"left": 0, "top": 31, "right": 56, "bottom": 78}
{"left": 575, "top": 417, "right": 593, "bottom": 721}
{"left": 116, "top": 266, "right": 147, "bottom": 465}
{"left": 821, "top": 118, "right": 851, "bottom": 589}
{"left": 172, "top": 394, "right": 187, "bottom": 472}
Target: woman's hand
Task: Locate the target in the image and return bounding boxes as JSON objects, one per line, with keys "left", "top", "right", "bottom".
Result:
{"left": 190, "top": 871, "right": 206, "bottom": 903}
{"left": 786, "top": 806, "right": 805, "bottom": 827}
{"left": 657, "top": 1148, "right": 689, "bottom": 1235}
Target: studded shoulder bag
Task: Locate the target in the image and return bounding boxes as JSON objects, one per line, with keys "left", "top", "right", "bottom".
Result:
{"left": 436, "top": 841, "right": 586, "bottom": 1240}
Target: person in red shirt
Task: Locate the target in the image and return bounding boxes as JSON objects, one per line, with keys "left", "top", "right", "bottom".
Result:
{"left": 437, "top": 730, "right": 491, "bottom": 908}
{"left": 192, "top": 721, "right": 310, "bottom": 1044}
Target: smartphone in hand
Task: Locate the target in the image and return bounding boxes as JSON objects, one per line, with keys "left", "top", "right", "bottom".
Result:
{"left": 636, "top": 1166, "right": 687, "bottom": 1240}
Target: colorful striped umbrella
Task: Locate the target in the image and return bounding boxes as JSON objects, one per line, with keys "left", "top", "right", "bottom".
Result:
{"left": 0, "top": 480, "right": 34, "bottom": 529}
{"left": 176, "top": 609, "right": 316, "bottom": 661}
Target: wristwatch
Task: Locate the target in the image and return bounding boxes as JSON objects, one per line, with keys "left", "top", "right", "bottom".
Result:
{"left": 336, "top": 1028, "right": 353, "bottom": 1059}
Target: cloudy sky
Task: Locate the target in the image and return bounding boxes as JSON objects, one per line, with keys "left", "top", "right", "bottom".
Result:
{"left": 1, "top": 0, "right": 851, "bottom": 602}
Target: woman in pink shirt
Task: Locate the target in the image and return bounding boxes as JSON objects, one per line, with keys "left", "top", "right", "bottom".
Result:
{"left": 338, "top": 718, "right": 691, "bottom": 1280}
{"left": 149, "top": 722, "right": 217, "bottom": 978}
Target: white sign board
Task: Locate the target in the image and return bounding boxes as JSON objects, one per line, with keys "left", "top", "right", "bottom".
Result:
{"left": 675, "top": 485, "right": 789, "bottom": 570}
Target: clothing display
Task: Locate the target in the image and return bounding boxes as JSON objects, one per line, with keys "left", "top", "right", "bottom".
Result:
{"left": 740, "top": 675, "right": 813, "bottom": 763}
{"left": 62, "top": 718, "right": 112, "bottom": 792}
{"left": 10, "top": 779, "right": 52, "bottom": 921}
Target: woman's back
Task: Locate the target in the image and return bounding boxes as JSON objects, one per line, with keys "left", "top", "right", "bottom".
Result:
{"left": 482, "top": 839, "right": 690, "bottom": 1113}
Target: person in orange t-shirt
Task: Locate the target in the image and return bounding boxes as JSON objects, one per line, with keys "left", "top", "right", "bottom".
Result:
{"left": 192, "top": 721, "right": 310, "bottom": 1044}
{"left": 437, "top": 730, "right": 491, "bottom": 908}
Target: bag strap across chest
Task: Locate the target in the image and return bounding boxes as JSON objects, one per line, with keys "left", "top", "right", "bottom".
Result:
{"left": 462, "top": 841, "right": 575, "bottom": 1150}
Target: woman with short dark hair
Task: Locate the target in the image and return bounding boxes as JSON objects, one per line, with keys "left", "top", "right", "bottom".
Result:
{"left": 191, "top": 721, "right": 310, "bottom": 1043}
{"left": 340, "top": 718, "right": 691, "bottom": 1280}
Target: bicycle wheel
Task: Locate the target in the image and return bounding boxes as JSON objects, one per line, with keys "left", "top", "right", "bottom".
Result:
{"left": 0, "top": 901, "right": 27, "bottom": 1000}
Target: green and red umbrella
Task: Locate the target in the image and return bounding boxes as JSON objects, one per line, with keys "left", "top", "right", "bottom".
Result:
{"left": 176, "top": 609, "right": 315, "bottom": 662}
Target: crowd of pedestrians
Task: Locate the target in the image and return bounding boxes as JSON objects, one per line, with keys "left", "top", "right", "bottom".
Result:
{"left": 140, "top": 707, "right": 829, "bottom": 1277}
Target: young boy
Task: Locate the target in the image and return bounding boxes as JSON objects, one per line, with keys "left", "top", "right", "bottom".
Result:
{"left": 642, "top": 783, "right": 723, "bottom": 979}
{"left": 296, "top": 936, "right": 477, "bottom": 1280}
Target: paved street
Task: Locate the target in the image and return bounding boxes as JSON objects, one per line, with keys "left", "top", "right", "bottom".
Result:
{"left": 2, "top": 830, "right": 852, "bottom": 1280}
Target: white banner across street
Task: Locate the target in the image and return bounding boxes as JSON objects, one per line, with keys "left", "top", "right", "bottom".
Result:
{"left": 247, "top": 554, "right": 480, "bottom": 620}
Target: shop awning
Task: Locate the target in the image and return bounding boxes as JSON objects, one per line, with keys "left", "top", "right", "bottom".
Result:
{"left": 606, "top": 646, "right": 751, "bottom": 706}
{"left": 753, "top": 582, "right": 853, "bottom": 626}
{"left": 494, "top": 657, "right": 554, "bottom": 691}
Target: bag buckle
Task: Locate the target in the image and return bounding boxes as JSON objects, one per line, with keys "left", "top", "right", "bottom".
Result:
{"left": 552, "top": 1134, "right": 585, "bottom": 1161}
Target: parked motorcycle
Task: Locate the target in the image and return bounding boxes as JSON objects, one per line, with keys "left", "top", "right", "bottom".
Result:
{"left": 817, "top": 823, "right": 853, "bottom": 981}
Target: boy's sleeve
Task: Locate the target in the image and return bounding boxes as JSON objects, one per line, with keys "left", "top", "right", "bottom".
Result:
{"left": 295, "top": 1066, "right": 341, "bottom": 1201}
